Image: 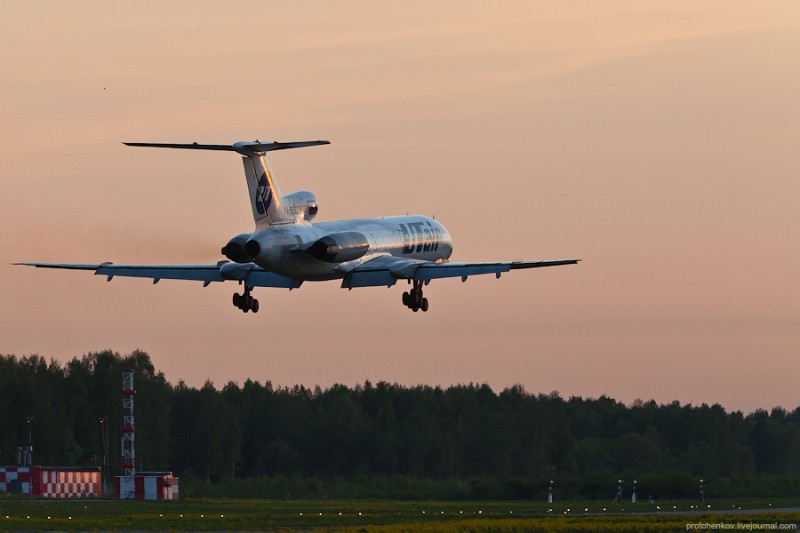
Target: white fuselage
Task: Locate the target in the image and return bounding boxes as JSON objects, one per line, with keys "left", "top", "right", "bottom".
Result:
{"left": 247, "top": 215, "right": 453, "bottom": 281}
{"left": 17, "top": 140, "right": 578, "bottom": 316}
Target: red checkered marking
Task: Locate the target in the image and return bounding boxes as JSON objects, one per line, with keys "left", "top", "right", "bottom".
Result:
{"left": 41, "top": 469, "right": 101, "bottom": 498}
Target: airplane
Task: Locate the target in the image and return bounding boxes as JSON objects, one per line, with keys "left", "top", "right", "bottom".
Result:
{"left": 17, "top": 139, "right": 579, "bottom": 313}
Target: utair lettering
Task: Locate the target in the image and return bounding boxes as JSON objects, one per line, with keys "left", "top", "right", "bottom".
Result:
{"left": 399, "top": 221, "right": 441, "bottom": 254}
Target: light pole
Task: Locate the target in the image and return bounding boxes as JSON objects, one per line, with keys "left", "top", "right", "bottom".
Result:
{"left": 632, "top": 480, "right": 638, "bottom": 504}
{"left": 700, "top": 479, "right": 705, "bottom": 505}
{"left": 24, "top": 417, "right": 33, "bottom": 466}
{"left": 99, "top": 417, "right": 109, "bottom": 496}
{"left": 547, "top": 480, "right": 553, "bottom": 504}
{"left": 616, "top": 479, "right": 623, "bottom": 503}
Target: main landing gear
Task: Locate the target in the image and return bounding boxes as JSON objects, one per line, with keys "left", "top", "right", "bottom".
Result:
{"left": 402, "top": 280, "right": 429, "bottom": 312}
{"left": 233, "top": 285, "right": 259, "bottom": 313}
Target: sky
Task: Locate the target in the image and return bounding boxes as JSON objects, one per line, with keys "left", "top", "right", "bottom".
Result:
{"left": 1, "top": 2, "right": 798, "bottom": 413}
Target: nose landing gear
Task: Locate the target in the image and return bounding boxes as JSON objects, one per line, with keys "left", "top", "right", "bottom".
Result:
{"left": 233, "top": 285, "right": 259, "bottom": 313}
{"left": 402, "top": 280, "right": 429, "bottom": 312}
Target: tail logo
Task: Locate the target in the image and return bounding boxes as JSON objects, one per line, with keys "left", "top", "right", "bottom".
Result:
{"left": 255, "top": 173, "right": 273, "bottom": 215}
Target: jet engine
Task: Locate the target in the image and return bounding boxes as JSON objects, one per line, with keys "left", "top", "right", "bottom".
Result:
{"left": 221, "top": 233, "right": 254, "bottom": 263}
{"left": 309, "top": 231, "right": 369, "bottom": 263}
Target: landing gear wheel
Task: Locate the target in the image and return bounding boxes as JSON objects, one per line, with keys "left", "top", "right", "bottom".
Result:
{"left": 403, "top": 280, "right": 430, "bottom": 312}
{"left": 232, "top": 286, "right": 259, "bottom": 313}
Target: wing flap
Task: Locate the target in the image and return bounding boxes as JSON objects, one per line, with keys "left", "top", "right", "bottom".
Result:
{"left": 414, "top": 262, "right": 511, "bottom": 281}
{"left": 247, "top": 270, "right": 303, "bottom": 289}
{"left": 340, "top": 256, "right": 424, "bottom": 288}
{"left": 95, "top": 264, "right": 224, "bottom": 283}
{"left": 342, "top": 256, "right": 580, "bottom": 287}
{"left": 342, "top": 270, "right": 397, "bottom": 288}
{"left": 15, "top": 262, "right": 302, "bottom": 289}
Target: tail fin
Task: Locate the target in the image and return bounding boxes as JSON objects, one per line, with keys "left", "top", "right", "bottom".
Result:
{"left": 123, "top": 139, "right": 329, "bottom": 228}
{"left": 242, "top": 151, "right": 290, "bottom": 227}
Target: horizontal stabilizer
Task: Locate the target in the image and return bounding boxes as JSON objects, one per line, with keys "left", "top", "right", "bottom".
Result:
{"left": 123, "top": 140, "right": 329, "bottom": 156}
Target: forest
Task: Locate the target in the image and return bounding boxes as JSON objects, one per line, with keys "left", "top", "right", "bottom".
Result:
{"left": 1, "top": 350, "right": 799, "bottom": 500}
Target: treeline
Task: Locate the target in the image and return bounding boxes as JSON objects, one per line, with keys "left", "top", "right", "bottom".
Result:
{"left": 1, "top": 350, "right": 800, "bottom": 499}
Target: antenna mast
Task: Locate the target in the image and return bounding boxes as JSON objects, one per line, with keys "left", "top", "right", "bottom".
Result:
{"left": 121, "top": 368, "right": 136, "bottom": 490}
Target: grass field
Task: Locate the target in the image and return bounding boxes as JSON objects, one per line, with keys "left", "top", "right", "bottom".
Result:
{"left": 0, "top": 497, "right": 798, "bottom": 531}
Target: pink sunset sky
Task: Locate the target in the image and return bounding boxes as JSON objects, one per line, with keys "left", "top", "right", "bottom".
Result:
{"left": 1, "top": 2, "right": 798, "bottom": 413}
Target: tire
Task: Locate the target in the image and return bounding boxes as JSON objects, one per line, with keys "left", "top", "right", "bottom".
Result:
{"left": 233, "top": 293, "right": 241, "bottom": 307}
{"left": 402, "top": 292, "right": 410, "bottom": 306}
{"left": 252, "top": 299, "right": 260, "bottom": 313}
{"left": 421, "top": 298, "right": 429, "bottom": 312}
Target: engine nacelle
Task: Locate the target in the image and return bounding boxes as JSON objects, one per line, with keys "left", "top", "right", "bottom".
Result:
{"left": 309, "top": 231, "right": 369, "bottom": 263}
{"left": 221, "top": 233, "right": 254, "bottom": 263}
{"left": 282, "top": 191, "right": 318, "bottom": 221}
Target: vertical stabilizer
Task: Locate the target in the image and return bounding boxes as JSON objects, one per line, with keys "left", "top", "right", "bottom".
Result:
{"left": 242, "top": 153, "right": 293, "bottom": 227}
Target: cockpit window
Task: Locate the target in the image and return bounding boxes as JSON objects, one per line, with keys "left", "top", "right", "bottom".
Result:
{"left": 308, "top": 204, "right": 318, "bottom": 216}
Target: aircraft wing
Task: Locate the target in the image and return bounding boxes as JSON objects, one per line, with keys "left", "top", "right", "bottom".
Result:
{"left": 14, "top": 262, "right": 303, "bottom": 289}
{"left": 340, "top": 256, "right": 580, "bottom": 288}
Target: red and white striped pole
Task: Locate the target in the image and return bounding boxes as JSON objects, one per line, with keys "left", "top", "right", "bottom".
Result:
{"left": 121, "top": 368, "right": 136, "bottom": 496}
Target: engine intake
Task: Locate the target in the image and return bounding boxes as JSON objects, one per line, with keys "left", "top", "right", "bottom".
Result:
{"left": 221, "top": 233, "right": 254, "bottom": 263}
{"left": 309, "top": 231, "right": 369, "bottom": 263}
{"left": 244, "top": 239, "right": 262, "bottom": 260}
